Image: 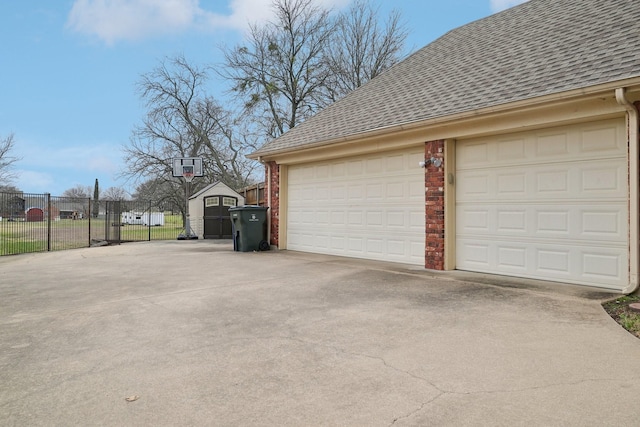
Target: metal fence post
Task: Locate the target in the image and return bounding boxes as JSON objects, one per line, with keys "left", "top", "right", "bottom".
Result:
{"left": 104, "top": 201, "right": 109, "bottom": 242}
{"left": 88, "top": 197, "right": 91, "bottom": 247}
{"left": 46, "top": 193, "right": 51, "bottom": 252}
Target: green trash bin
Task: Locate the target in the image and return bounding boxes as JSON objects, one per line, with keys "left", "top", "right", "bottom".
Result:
{"left": 228, "top": 205, "right": 270, "bottom": 252}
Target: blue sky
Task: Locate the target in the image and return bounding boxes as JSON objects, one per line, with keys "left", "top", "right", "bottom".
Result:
{"left": 0, "top": 0, "right": 526, "bottom": 196}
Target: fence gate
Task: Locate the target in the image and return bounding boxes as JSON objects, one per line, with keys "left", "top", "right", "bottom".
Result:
{"left": 104, "top": 200, "right": 122, "bottom": 243}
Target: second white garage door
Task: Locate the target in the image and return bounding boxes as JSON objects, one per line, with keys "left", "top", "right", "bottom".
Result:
{"left": 287, "top": 149, "right": 425, "bottom": 265}
{"left": 456, "top": 118, "right": 628, "bottom": 290}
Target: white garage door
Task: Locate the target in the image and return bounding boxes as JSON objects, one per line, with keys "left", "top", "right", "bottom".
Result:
{"left": 456, "top": 118, "right": 628, "bottom": 290}
{"left": 287, "top": 149, "right": 425, "bottom": 265}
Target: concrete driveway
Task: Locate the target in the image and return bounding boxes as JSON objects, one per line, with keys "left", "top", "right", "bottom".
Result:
{"left": 1, "top": 240, "right": 640, "bottom": 426}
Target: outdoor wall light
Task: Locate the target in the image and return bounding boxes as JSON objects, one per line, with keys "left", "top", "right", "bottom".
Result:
{"left": 419, "top": 157, "right": 443, "bottom": 168}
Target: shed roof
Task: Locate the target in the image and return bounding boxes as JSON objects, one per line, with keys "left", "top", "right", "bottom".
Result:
{"left": 252, "top": 0, "right": 640, "bottom": 157}
{"left": 189, "top": 181, "right": 242, "bottom": 200}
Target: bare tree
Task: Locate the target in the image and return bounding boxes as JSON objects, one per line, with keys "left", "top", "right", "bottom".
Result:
{"left": 220, "top": 0, "right": 335, "bottom": 139}
{"left": 102, "top": 186, "right": 129, "bottom": 201}
{"left": 220, "top": 0, "right": 408, "bottom": 139}
{"left": 123, "top": 55, "right": 257, "bottom": 197}
{"left": 61, "top": 184, "right": 92, "bottom": 217}
{"left": 0, "top": 133, "right": 21, "bottom": 185}
{"left": 0, "top": 184, "right": 21, "bottom": 193}
{"left": 62, "top": 184, "right": 92, "bottom": 199}
{"left": 132, "top": 178, "right": 182, "bottom": 213}
{"left": 324, "top": 0, "right": 408, "bottom": 101}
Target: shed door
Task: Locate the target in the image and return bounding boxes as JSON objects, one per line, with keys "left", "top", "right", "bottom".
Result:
{"left": 455, "top": 118, "right": 628, "bottom": 290}
{"left": 204, "top": 196, "right": 237, "bottom": 239}
{"left": 287, "top": 149, "right": 425, "bottom": 265}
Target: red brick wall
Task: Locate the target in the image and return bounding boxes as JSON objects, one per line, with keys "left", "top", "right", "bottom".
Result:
{"left": 265, "top": 161, "right": 280, "bottom": 246}
{"left": 425, "top": 140, "right": 445, "bottom": 270}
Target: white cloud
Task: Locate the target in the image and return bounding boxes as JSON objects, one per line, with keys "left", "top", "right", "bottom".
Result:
{"left": 13, "top": 142, "right": 122, "bottom": 194}
{"left": 18, "top": 141, "right": 117, "bottom": 172}
{"left": 490, "top": 0, "right": 529, "bottom": 12}
{"left": 211, "top": 0, "right": 274, "bottom": 31}
{"left": 15, "top": 169, "right": 55, "bottom": 193}
{"left": 67, "top": 0, "right": 201, "bottom": 45}
{"left": 67, "top": 0, "right": 349, "bottom": 45}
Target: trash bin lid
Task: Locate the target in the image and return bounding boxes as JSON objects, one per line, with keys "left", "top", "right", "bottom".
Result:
{"left": 228, "top": 205, "right": 269, "bottom": 211}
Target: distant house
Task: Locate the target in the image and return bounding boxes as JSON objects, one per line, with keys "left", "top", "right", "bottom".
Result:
{"left": 250, "top": 0, "right": 640, "bottom": 292}
{"left": 26, "top": 207, "right": 44, "bottom": 222}
{"left": 0, "top": 194, "right": 25, "bottom": 220}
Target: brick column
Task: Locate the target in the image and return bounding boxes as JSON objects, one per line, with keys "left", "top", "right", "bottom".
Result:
{"left": 425, "top": 140, "right": 445, "bottom": 270}
{"left": 265, "top": 161, "right": 280, "bottom": 247}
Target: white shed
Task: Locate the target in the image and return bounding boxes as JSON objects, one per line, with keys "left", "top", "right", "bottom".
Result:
{"left": 188, "top": 182, "right": 245, "bottom": 239}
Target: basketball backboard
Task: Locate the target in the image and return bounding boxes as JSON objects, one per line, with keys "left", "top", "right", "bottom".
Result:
{"left": 172, "top": 157, "right": 204, "bottom": 178}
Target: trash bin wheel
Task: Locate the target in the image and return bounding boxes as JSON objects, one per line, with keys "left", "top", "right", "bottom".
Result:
{"left": 259, "top": 240, "right": 270, "bottom": 251}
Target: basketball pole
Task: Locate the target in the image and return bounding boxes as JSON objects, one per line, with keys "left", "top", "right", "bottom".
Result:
{"left": 184, "top": 177, "right": 191, "bottom": 238}
{"left": 183, "top": 173, "right": 195, "bottom": 238}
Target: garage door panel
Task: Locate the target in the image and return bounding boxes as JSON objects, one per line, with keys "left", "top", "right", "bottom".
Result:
{"left": 366, "top": 183, "right": 384, "bottom": 199}
{"left": 497, "top": 209, "right": 527, "bottom": 233}
{"left": 581, "top": 209, "right": 623, "bottom": 237}
{"left": 331, "top": 210, "right": 345, "bottom": 224}
{"left": 288, "top": 149, "right": 425, "bottom": 265}
{"left": 458, "top": 237, "right": 627, "bottom": 287}
{"left": 458, "top": 202, "right": 627, "bottom": 243}
{"left": 537, "top": 249, "right": 570, "bottom": 273}
{"left": 348, "top": 211, "right": 363, "bottom": 225}
{"left": 387, "top": 154, "right": 405, "bottom": 171}
{"left": 536, "top": 169, "right": 569, "bottom": 193}
{"left": 580, "top": 125, "right": 623, "bottom": 153}
{"left": 366, "top": 211, "right": 383, "bottom": 227}
{"left": 348, "top": 160, "right": 364, "bottom": 175}
{"left": 498, "top": 137, "right": 527, "bottom": 160}
{"left": 366, "top": 239, "right": 384, "bottom": 255}
{"left": 458, "top": 120, "right": 625, "bottom": 169}
{"left": 458, "top": 160, "right": 626, "bottom": 202}
{"left": 497, "top": 245, "right": 527, "bottom": 270}
{"left": 580, "top": 164, "right": 626, "bottom": 194}
{"left": 456, "top": 118, "right": 628, "bottom": 290}
{"left": 582, "top": 251, "right": 623, "bottom": 280}
{"left": 315, "top": 185, "right": 329, "bottom": 201}
{"left": 534, "top": 133, "right": 567, "bottom": 157}
{"left": 535, "top": 210, "right": 568, "bottom": 234}
{"left": 497, "top": 172, "right": 526, "bottom": 195}
{"left": 316, "top": 210, "right": 329, "bottom": 225}
{"left": 316, "top": 164, "right": 330, "bottom": 178}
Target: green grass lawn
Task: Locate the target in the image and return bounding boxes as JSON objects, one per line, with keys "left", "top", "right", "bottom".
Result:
{"left": 0, "top": 214, "right": 184, "bottom": 255}
{"left": 603, "top": 294, "right": 640, "bottom": 339}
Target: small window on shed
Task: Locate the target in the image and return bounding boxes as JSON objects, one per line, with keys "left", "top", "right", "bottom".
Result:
{"left": 205, "top": 197, "right": 219, "bottom": 207}
{"left": 223, "top": 197, "right": 237, "bottom": 207}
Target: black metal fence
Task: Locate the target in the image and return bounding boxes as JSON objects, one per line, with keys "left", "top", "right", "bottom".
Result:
{"left": 102, "top": 200, "right": 184, "bottom": 243}
{"left": 0, "top": 192, "right": 185, "bottom": 256}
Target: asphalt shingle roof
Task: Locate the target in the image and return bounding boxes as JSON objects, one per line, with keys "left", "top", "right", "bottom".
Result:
{"left": 252, "top": 0, "right": 640, "bottom": 157}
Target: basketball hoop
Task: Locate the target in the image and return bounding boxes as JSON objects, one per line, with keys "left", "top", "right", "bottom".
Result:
{"left": 182, "top": 165, "right": 195, "bottom": 183}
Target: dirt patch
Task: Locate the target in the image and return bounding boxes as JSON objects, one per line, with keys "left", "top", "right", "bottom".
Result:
{"left": 602, "top": 294, "right": 640, "bottom": 339}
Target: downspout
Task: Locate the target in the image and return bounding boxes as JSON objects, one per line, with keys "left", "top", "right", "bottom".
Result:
{"left": 616, "top": 87, "right": 640, "bottom": 294}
